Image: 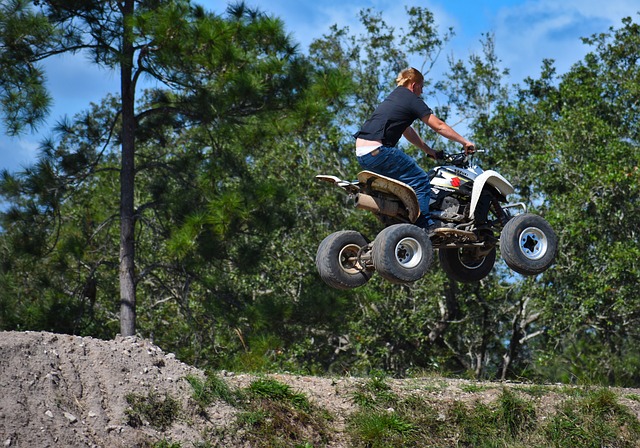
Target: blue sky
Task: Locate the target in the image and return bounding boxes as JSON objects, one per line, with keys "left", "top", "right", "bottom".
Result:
{"left": 1, "top": 0, "right": 638, "bottom": 174}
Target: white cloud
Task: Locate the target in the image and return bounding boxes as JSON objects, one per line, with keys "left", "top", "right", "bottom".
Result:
{"left": 1, "top": 0, "right": 638, "bottom": 173}
{"left": 493, "top": 0, "right": 638, "bottom": 81}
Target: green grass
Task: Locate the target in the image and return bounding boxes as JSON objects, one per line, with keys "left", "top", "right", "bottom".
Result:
{"left": 179, "top": 372, "right": 640, "bottom": 448}
{"left": 186, "top": 373, "right": 237, "bottom": 412}
{"left": 344, "top": 378, "right": 640, "bottom": 448}
{"left": 248, "top": 378, "right": 312, "bottom": 412}
{"left": 514, "top": 383, "right": 552, "bottom": 398}
{"left": 347, "top": 373, "right": 434, "bottom": 447}
{"left": 186, "top": 374, "right": 331, "bottom": 447}
{"left": 348, "top": 411, "right": 416, "bottom": 447}
{"left": 625, "top": 393, "right": 640, "bottom": 402}
{"left": 351, "top": 371, "right": 396, "bottom": 408}
{"left": 497, "top": 388, "right": 537, "bottom": 437}
{"left": 544, "top": 388, "right": 640, "bottom": 448}
{"left": 234, "top": 377, "right": 331, "bottom": 447}
{"left": 152, "top": 441, "right": 182, "bottom": 448}
{"left": 125, "top": 391, "right": 181, "bottom": 431}
{"left": 461, "top": 383, "right": 491, "bottom": 393}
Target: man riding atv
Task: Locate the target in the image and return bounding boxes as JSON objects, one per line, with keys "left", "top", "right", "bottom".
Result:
{"left": 354, "top": 67, "right": 475, "bottom": 231}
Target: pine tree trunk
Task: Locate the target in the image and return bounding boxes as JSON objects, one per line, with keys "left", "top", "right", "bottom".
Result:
{"left": 119, "top": 0, "right": 136, "bottom": 337}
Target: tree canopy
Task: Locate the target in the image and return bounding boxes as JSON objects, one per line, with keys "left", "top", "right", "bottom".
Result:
{"left": 1, "top": 2, "right": 639, "bottom": 386}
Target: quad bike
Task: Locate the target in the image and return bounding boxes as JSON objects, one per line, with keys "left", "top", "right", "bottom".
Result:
{"left": 315, "top": 151, "right": 558, "bottom": 289}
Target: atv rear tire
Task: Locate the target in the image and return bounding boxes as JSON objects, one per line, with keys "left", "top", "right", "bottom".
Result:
{"left": 316, "top": 231, "right": 372, "bottom": 289}
{"left": 372, "top": 224, "right": 432, "bottom": 284}
{"left": 500, "top": 213, "right": 557, "bottom": 275}
{"left": 439, "top": 246, "right": 496, "bottom": 283}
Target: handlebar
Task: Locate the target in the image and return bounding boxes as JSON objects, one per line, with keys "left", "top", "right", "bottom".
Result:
{"left": 440, "top": 149, "right": 485, "bottom": 167}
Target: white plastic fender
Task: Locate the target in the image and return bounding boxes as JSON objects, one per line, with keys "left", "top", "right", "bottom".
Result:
{"left": 469, "top": 170, "right": 515, "bottom": 220}
{"left": 357, "top": 171, "right": 421, "bottom": 223}
{"left": 315, "top": 174, "right": 361, "bottom": 194}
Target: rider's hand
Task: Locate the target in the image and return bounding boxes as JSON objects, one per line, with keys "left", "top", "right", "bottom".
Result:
{"left": 463, "top": 142, "right": 476, "bottom": 155}
{"left": 434, "top": 149, "right": 445, "bottom": 160}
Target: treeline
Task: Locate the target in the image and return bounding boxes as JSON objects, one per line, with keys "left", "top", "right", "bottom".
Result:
{"left": 0, "top": 1, "right": 638, "bottom": 386}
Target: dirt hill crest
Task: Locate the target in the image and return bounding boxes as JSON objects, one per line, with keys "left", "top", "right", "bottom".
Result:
{"left": 2, "top": 331, "right": 640, "bottom": 447}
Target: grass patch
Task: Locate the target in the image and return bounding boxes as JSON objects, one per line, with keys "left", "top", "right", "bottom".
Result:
{"left": 445, "top": 389, "right": 536, "bottom": 445}
{"left": 349, "top": 411, "right": 416, "bottom": 447}
{"left": 235, "top": 377, "right": 330, "bottom": 447}
{"left": 152, "top": 441, "right": 181, "bottom": 448}
{"left": 125, "top": 391, "right": 181, "bottom": 431}
{"left": 187, "top": 374, "right": 332, "bottom": 447}
{"left": 625, "top": 393, "right": 640, "bottom": 402}
{"left": 347, "top": 372, "right": 438, "bottom": 447}
{"left": 497, "top": 388, "right": 537, "bottom": 437}
{"left": 248, "top": 378, "right": 312, "bottom": 412}
{"left": 186, "top": 373, "right": 237, "bottom": 412}
{"left": 184, "top": 373, "right": 640, "bottom": 448}
{"left": 544, "top": 388, "right": 640, "bottom": 447}
{"left": 514, "top": 383, "right": 552, "bottom": 398}
{"left": 348, "top": 386, "right": 538, "bottom": 447}
{"left": 460, "top": 383, "right": 490, "bottom": 393}
{"left": 352, "top": 371, "right": 396, "bottom": 408}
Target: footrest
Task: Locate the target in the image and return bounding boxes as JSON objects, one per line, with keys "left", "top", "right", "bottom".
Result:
{"left": 431, "top": 228, "right": 478, "bottom": 242}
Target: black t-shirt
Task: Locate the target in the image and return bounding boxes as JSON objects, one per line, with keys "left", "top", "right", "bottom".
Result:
{"left": 354, "top": 86, "right": 433, "bottom": 147}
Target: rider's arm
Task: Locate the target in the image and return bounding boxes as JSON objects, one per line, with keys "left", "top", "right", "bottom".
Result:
{"left": 423, "top": 114, "right": 475, "bottom": 154}
{"left": 403, "top": 126, "right": 439, "bottom": 159}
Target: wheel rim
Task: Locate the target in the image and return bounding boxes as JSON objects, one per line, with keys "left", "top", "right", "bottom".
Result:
{"left": 458, "top": 249, "right": 486, "bottom": 270}
{"left": 338, "top": 244, "right": 362, "bottom": 274}
{"left": 519, "top": 227, "right": 548, "bottom": 260}
{"left": 394, "top": 237, "right": 423, "bottom": 268}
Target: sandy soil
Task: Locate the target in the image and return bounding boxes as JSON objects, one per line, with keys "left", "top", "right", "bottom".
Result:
{"left": 1, "top": 331, "right": 639, "bottom": 447}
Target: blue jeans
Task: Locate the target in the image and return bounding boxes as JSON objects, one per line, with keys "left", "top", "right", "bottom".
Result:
{"left": 357, "top": 146, "right": 432, "bottom": 228}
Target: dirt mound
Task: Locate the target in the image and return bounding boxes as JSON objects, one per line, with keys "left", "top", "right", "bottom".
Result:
{"left": 2, "top": 331, "right": 639, "bottom": 447}
{"left": 0, "top": 331, "right": 229, "bottom": 447}
{"left": 0, "top": 331, "right": 362, "bottom": 447}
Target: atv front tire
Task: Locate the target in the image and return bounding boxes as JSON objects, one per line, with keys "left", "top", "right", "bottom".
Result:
{"left": 372, "top": 224, "right": 432, "bottom": 284}
{"left": 500, "top": 213, "right": 557, "bottom": 275}
{"left": 439, "top": 246, "right": 496, "bottom": 283}
{"left": 316, "top": 231, "right": 372, "bottom": 289}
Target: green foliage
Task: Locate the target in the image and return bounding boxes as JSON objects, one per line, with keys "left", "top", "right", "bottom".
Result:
{"left": 442, "top": 391, "right": 536, "bottom": 446}
{"left": 186, "top": 373, "right": 332, "bottom": 446}
{"left": 185, "top": 372, "right": 640, "bottom": 447}
{"left": 497, "top": 388, "right": 537, "bottom": 437}
{"left": 449, "top": 401, "right": 502, "bottom": 446}
{"left": 478, "top": 13, "right": 640, "bottom": 386}
{"left": 626, "top": 393, "right": 640, "bottom": 402}
{"left": 348, "top": 373, "right": 422, "bottom": 447}
{"left": 449, "top": 391, "right": 534, "bottom": 444}
{"left": 1, "top": 0, "right": 640, "bottom": 388}
{"left": 0, "top": 0, "right": 54, "bottom": 134}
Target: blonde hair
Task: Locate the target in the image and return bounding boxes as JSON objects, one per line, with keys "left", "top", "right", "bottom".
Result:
{"left": 396, "top": 67, "right": 424, "bottom": 87}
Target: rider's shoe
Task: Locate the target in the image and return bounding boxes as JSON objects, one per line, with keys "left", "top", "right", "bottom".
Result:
{"left": 424, "top": 221, "right": 449, "bottom": 236}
